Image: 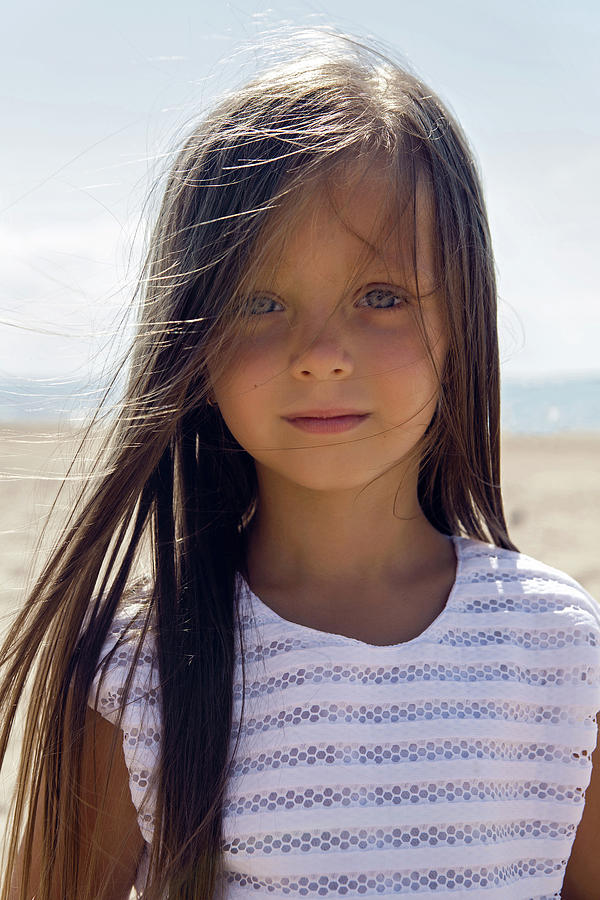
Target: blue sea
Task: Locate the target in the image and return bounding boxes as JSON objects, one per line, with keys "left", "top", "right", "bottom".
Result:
{"left": 0, "top": 375, "right": 599, "bottom": 435}
{"left": 501, "top": 376, "right": 600, "bottom": 434}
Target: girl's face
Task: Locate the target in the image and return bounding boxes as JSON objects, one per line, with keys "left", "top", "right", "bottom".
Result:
{"left": 211, "top": 168, "right": 447, "bottom": 495}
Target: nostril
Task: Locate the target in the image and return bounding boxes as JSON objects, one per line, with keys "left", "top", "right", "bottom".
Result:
{"left": 293, "top": 352, "right": 354, "bottom": 380}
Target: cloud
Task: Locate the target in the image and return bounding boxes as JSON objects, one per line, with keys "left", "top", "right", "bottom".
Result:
{"left": 0, "top": 218, "right": 144, "bottom": 377}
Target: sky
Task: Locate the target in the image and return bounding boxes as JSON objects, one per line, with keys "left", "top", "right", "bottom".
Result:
{"left": 1, "top": 0, "right": 598, "bottom": 380}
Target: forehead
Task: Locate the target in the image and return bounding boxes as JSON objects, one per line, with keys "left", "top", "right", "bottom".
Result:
{"left": 254, "top": 163, "right": 436, "bottom": 288}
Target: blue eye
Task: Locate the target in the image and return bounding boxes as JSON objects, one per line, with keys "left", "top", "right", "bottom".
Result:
{"left": 358, "top": 288, "right": 408, "bottom": 310}
{"left": 247, "top": 295, "right": 284, "bottom": 315}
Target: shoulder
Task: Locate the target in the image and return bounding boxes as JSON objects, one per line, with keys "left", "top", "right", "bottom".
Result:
{"left": 455, "top": 535, "right": 600, "bottom": 630}
{"left": 88, "top": 576, "right": 160, "bottom": 727}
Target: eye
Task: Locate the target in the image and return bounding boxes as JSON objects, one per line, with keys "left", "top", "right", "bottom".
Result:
{"left": 357, "top": 288, "right": 409, "bottom": 310}
{"left": 247, "top": 295, "right": 284, "bottom": 315}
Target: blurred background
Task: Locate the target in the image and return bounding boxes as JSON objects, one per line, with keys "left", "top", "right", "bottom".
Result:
{"left": 1, "top": 0, "right": 599, "bottom": 826}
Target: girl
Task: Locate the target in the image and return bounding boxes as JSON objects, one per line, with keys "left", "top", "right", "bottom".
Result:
{"left": 1, "top": 29, "right": 599, "bottom": 900}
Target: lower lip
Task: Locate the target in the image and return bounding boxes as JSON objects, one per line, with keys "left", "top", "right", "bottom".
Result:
{"left": 284, "top": 414, "right": 369, "bottom": 434}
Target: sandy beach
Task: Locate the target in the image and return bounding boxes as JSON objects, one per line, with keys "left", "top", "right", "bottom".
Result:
{"left": 1, "top": 425, "right": 596, "bottom": 609}
{"left": 1, "top": 424, "right": 599, "bottom": 836}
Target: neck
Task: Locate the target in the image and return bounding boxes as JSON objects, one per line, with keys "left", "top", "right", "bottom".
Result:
{"left": 244, "top": 464, "right": 451, "bottom": 596}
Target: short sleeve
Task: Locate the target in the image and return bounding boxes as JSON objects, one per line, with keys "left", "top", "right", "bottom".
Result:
{"left": 88, "top": 582, "right": 161, "bottom": 845}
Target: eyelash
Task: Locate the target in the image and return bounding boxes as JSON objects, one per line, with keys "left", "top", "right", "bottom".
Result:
{"left": 248, "top": 295, "right": 284, "bottom": 315}
{"left": 247, "top": 288, "right": 408, "bottom": 316}
{"left": 356, "top": 288, "right": 409, "bottom": 310}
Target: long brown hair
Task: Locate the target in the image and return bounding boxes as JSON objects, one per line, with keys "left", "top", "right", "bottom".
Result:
{"left": 0, "top": 29, "right": 515, "bottom": 899}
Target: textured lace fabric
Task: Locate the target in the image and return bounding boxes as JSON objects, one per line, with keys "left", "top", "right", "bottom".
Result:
{"left": 89, "top": 536, "right": 600, "bottom": 898}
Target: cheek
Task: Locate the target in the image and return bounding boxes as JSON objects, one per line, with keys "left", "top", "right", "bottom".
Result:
{"left": 364, "top": 317, "right": 439, "bottom": 374}
{"left": 368, "top": 315, "right": 445, "bottom": 407}
{"left": 389, "top": 304, "right": 447, "bottom": 372}
{"left": 213, "top": 334, "right": 286, "bottom": 401}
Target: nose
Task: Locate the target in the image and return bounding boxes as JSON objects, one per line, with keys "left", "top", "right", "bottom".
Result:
{"left": 289, "top": 321, "right": 355, "bottom": 381}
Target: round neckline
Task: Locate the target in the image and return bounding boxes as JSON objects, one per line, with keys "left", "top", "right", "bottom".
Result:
{"left": 239, "top": 534, "right": 465, "bottom": 650}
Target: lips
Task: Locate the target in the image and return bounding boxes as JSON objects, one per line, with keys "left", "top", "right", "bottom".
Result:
{"left": 283, "top": 409, "right": 368, "bottom": 419}
{"left": 283, "top": 410, "right": 370, "bottom": 434}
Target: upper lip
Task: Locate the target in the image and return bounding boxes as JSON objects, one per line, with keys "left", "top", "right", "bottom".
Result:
{"left": 283, "top": 409, "right": 369, "bottom": 419}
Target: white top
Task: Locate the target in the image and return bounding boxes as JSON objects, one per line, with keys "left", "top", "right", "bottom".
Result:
{"left": 89, "top": 535, "right": 600, "bottom": 899}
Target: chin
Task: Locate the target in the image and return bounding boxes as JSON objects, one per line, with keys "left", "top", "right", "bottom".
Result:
{"left": 292, "top": 474, "right": 372, "bottom": 493}
{"left": 257, "top": 457, "right": 399, "bottom": 495}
